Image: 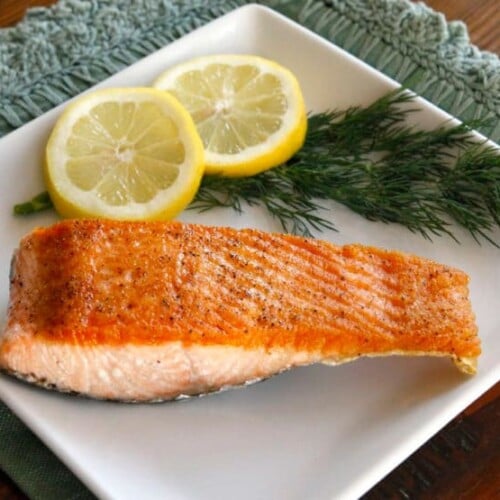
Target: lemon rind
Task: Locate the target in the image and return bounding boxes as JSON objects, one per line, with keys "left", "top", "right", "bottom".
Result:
{"left": 45, "top": 88, "right": 205, "bottom": 220}
{"left": 153, "top": 54, "right": 307, "bottom": 177}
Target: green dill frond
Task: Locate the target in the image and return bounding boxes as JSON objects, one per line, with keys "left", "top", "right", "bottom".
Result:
{"left": 194, "top": 88, "right": 499, "bottom": 245}
{"left": 15, "top": 89, "right": 499, "bottom": 247}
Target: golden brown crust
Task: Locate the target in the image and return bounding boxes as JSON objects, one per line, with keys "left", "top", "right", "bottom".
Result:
{"left": 5, "top": 219, "right": 480, "bottom": 362}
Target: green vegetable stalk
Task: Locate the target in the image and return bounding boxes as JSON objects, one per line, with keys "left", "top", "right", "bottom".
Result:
{"left": 15, "top": 89, "right": 500, "bottom": 246}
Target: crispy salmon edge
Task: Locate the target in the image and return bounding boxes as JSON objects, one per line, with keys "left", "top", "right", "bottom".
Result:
{"left": 0, "top": 220, "right": 480, "bottom": 402}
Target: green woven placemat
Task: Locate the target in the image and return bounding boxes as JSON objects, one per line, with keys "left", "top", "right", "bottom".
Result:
{"left": 0, "top": 1, "right": 498, "bottom": 499}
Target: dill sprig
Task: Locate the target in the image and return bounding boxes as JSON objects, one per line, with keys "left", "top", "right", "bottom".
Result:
{"left": 192, "top": 89, "right": 500, "bottom": 245}
{"left": 13, "top": 191, "right": 53, "bottom": 215}
{"left": 14, "top": 89, "right": 500, "bottom": 246}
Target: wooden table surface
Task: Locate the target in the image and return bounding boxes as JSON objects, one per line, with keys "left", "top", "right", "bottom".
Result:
{"left": 0, "top": 1, "right": 499, "bottom": 499}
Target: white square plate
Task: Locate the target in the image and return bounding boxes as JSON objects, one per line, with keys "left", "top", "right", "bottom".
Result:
{"left": 0, "top": 5, "right": 499, "bottom": 500}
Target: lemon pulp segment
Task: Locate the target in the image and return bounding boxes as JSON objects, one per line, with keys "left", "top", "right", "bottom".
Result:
{"left": 45, "top": 88, "right": 204, "bottom": 220}
{"left": 154, "top": 55, "right": 307, "bottom": 176}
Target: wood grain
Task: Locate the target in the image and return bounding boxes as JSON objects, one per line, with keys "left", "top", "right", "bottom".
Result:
{"left": 364, "top": 383, "right": 500, "bottom": 499}
{"left": 0, "top": 0, "right": 57, "bottom": 27}
{"left": 0, "top": 1, "right": 499, "bottom": 499}
{"left": 423, "top": 0, "right": 500, "bottom": 53}
{"left": 0, "top": 468, "right": 27, "bottom": 500}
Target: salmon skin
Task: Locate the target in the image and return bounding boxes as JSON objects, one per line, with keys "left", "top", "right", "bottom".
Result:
{"left": 0, "top": 219, "right": 479, "bottom": 402}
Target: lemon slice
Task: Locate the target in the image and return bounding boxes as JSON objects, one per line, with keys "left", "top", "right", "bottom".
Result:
{"left": 45, "top": 88, "right": 204, "bottom": 220}
{"left": 153, "top": 55, "right": 307, "bottom": 177}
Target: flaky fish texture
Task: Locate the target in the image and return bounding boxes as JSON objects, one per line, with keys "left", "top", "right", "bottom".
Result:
{"left": 0, "top": 220, "right": 480, "bottom": 402}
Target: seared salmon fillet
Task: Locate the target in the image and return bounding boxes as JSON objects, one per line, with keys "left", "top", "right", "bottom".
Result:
{"left": 0, "top": 220, "right": 479, "bottom": 401}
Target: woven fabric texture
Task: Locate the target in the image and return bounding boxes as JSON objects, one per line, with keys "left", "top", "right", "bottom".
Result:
{"left": 1, "top": 0, "right": 499, "bottom": 142}
{"left": 0, "top": 1, "right": 498, "bottom": 499}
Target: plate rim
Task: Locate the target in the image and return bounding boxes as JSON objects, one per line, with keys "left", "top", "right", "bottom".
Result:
{"left": 0, "top": 4, "right": 498, "bottom": 500}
